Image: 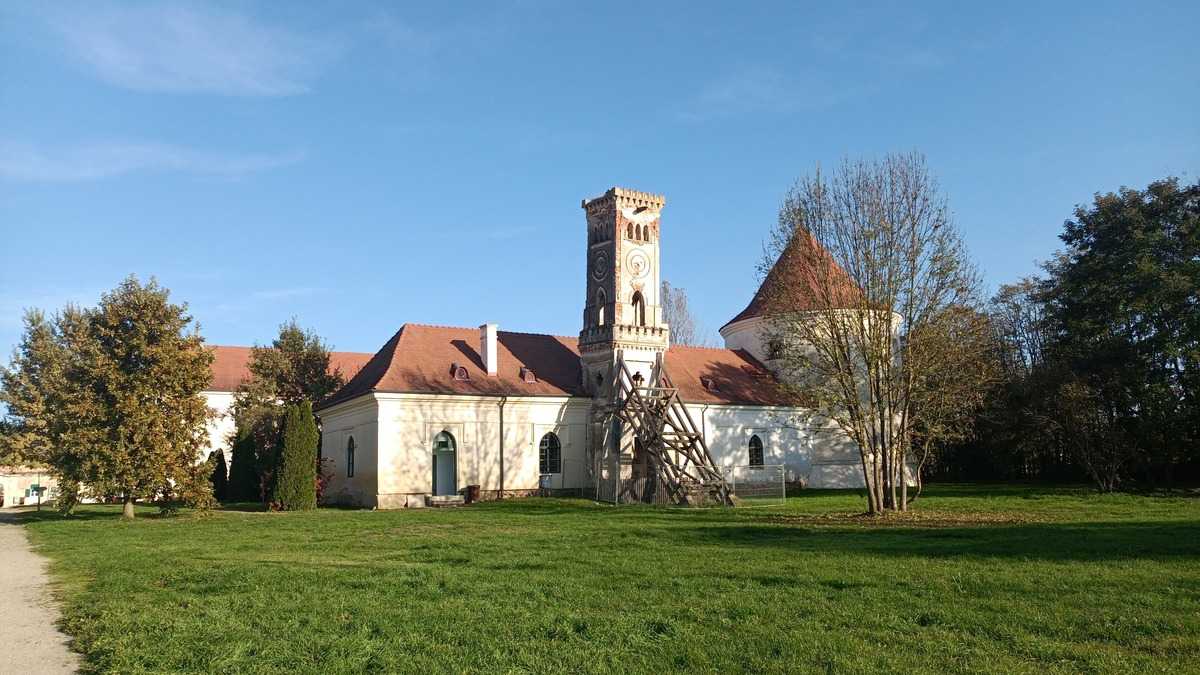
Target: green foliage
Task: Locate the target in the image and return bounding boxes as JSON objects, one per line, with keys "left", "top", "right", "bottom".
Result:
{"left": 946, "top": 177, "right": 1199, "bottom": 488}
{"left": 231, "top": 319, "right": 344, "bottom": 503}
{"left": 0, "top": 276, "right": 215, "bottom": 517}
{"left": 1042, "top": 178, "right": 1199, "bottom": 487}
{"left": 226, "top": 425, "right": 260, "bottom": 502}
{"left": 248, "top": 319, "right": 345, "bottom": 406}
{"left": 0, "top": 309, "right": 63, "bottom": 468}
{"left": 15, "top": 486, "right": 1200, "bottom": 673}
{"left": 207, "top": 450, "right": 228, "bottom": 501}
{"left": 271, "top": 401, "right": 318, "bottom": 510}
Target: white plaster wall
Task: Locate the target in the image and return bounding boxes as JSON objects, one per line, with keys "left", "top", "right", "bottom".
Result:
{"left": 719, "top": 316, "right": 772, "bottom": 365}
{"left": 319, "top": 397, "right": 381, "bottom": 507}
{"left": 201, "top": 391, "right": 236, "bottom": 464}
{"left": 374, "top": 394, "right": 591, "bottom": 507}
{"left": 319, "top": 389, "right": 877, "bottom": 510}
{"left": 0, "top": 470, "right": 58, "bottom": 508}
{"left": 687, "top": 403, "right": 866, "bottom": 488}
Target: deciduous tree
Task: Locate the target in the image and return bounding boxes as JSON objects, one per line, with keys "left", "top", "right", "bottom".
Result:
{"left": 762, "top": 153, "right": 991, "bottom": 513}
{"left": 661, "top": 281, "right": 707, "bottom": 346}
{"left": 231, "top": 320, "right": 344, "bottom": 502}
{"left": 0, "top": 276, "right": 214, "bottom": 518}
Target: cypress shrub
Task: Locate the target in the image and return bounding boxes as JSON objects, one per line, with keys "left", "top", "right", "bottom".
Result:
{"left": 227, "top": 425, "right": 260, "bottom": 502}
{"left": 272, "top": 401, "right": 318, "bottom": 510}
{"left": 207, "top": 449, "right": 229, "bottom": 501}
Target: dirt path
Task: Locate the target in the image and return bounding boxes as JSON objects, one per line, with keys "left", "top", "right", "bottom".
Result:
{"left": 0, "top": 510, "right": 79, "bottom": 674}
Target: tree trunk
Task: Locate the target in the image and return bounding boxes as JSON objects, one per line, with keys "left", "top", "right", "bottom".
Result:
{"left": 122, "top": 494, "right": 135, "bottom": 520}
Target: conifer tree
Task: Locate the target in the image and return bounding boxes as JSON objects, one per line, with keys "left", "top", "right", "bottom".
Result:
{"left": 226, "top": 425, "right": 260, "bottom": 502}
{"left": 272, "top": 401, "right": 318, "bottom": 510}
{"left": 207, "top": 449, "right": 229, "bottom": 501}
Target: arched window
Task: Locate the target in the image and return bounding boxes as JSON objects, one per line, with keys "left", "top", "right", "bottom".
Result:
{"left": 596, "top": 288, "right": 606, "bottom": 326}
{"left": 539, "top": 432, "right": 562, "bottom": 474}
{"left": 748, "top": 434, "right": 764, "bottom": 468}
{"left": 626, "top": 223, "right": 634, "bottom": 239}
{"left": 631, "top": 291, "right": 646, "bottom": 326}
{"left": 346, "top": 436, "right": 356, "bottom": 478}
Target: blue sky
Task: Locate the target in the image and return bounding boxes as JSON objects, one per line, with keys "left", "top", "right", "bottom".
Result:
{"left": 1, "top": 1, "right": 1197, "bottom": 358}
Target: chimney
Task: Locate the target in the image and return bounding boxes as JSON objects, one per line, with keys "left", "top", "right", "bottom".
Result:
{"left": 480, "top": 323, "right": 498, "bottom": 376}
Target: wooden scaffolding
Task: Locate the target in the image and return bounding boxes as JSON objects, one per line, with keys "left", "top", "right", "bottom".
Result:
{"left": 592, "top": 353, "right": 733, "bottom": 506}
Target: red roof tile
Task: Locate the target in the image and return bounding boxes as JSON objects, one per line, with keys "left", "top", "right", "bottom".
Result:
{"left": 206, "top": 345, "right": 373, "bottom": 393}
{"left": 318, "top": 324, "right": 790, "bottom": 409}
{"left": 723, "top": 230, "right": 861, "bottom": 330}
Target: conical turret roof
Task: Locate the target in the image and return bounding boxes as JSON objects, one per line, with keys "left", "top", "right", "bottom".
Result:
{"left": 722, "top": 231, "right": 861, "bottom": 330}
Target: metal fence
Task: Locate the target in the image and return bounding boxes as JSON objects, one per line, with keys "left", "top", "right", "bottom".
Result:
{"left": 583, "top": 455, "right": 787, "bottom": 508}
{"left": 727, "top": 464, "right": 787, "bottom": 507}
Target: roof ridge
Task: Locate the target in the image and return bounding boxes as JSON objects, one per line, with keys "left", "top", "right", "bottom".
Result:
{"left": 207, "top": 344, "right": 373, "bottom": 356}
{"left": 401, "top": 322, "right": 578, "bottom": 341}
{"left": 669, "top": 343, "right": 738, "bottom": 353}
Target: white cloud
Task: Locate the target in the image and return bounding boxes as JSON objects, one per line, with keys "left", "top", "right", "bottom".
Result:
{"left": 683, "top": 66, "right": 853, "bottom": 121}
{"left": 210, "top": 287, "right": 323, "bottom": 315}
{"left": 44, "top": 2, "right": 333, "bottom": 96}
{"left": 0, "top": 139, "right": 304, "bottom": 182}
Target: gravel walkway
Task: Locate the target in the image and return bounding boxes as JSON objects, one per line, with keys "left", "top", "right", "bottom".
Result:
{"left": 0, "top": 510, "right": 79, "bottom": 674}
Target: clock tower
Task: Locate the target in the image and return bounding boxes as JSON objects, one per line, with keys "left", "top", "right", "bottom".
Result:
{"left": 579, "top": 187, "right": 670, "bottom": 397}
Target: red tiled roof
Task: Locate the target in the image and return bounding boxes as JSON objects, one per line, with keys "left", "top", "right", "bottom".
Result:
{"left": 318, "top": 324, "right": 790, "bottom": 409}
{"left": 723, "top": 230, "right": 861, "bottom": 330}
{"left": 206, "top": 346, "right": 373, "bottom": 393}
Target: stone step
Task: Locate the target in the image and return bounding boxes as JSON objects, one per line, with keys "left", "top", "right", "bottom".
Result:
{"left": 428, "top": 495, "right": 465, "bottom": 507}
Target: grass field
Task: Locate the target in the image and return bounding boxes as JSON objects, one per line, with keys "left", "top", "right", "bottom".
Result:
{"left": 16, "top": 485, "right": 1200, "bottom": 674}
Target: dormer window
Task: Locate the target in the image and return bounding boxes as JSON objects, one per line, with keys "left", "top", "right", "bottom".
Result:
{"left": 451, "top": 363, "right": 470, "bottom": 381}
{"left": 700, "top": 376, "right": 719, "bottom": 393}
{"left": 520, "top": 367, "right": 537, "bottom": 383}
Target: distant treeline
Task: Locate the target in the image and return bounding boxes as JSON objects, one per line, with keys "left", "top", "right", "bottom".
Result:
{"left": 932, "top": 178, "right": 1199, "bottom": 488}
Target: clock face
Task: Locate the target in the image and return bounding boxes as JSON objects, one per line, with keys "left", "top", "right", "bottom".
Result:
{"left": 592, "top": 251, "right": 609, "bottom": 281}
{"left": 626, "top": 249, "right": 650, "bottom": 279}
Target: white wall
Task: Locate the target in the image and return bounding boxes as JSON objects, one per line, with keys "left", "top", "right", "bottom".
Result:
{"left": 319, "top": 397, "right": 380, "bottom": 507}
{"left": 686, "top": 403, "right": 866, "bottom": 488}
{"left": 201, "top": 391, "right": 236, "bottom": 464}
{"left": 317, "top": 388, "right": 872, "bottom": 509}
{"left": 372, "top": 394, "right": 591, "bottom": 508}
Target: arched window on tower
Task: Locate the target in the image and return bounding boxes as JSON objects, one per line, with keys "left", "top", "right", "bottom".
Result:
{"left": 626, "top": 224, "right": 634, "bottom": 239}
{"left": 539, "top": 432, "right": 561, "bottom": 474}
{"left": 748, "top": 434, "right": 764, "bottom": 468}
{"left": 596, "top": 288, "right": 606, "bottom": 326}
{"left": 631, "top": 291, "right": 646, "bottom": 326}
{"left": 637, "top": 224, "right": 644, "bottom": 240}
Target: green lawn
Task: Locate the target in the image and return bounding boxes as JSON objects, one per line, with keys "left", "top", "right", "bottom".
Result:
{"left": 17, "top": 485, "right": 1200, "bottom": 674}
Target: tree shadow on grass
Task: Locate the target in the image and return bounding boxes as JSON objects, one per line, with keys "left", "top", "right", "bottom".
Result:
{"left": 675, "top": 520, "right": 1200, "bottom": 562}
{"left": 3, "top": 508, "right": 154, "bottom": 524}
{"left": 217, "top": 501, "right": 270, "bottom": 513}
